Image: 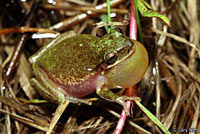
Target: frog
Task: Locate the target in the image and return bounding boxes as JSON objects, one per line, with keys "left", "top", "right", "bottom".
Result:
{"left": 29, "top": 29, "right": 149, "bottom": 115}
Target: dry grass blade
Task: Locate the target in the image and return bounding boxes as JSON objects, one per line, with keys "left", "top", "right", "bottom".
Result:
{"left": 0, "top": 97, "right": 50, "bottom": 130}
{"left": 46, "top": 101, "right": 70, "bottom": 134}
{"left": 163, "top": 56, "right": 182, "bottom": 129}
{"left": 151, "top": 28, "right": 200, "bottom": 54}
{"left": 43, "top": 5, "right": 129, "bottom": 14}
{"left": 189, "top": 91, "right": 199, "bottom": 134}
{"left": 0, "top": 108, "right": 48, "bottom": 131}
{"left": 17, "top": 53, "right": 38, "bottom": 100}
{"left": 174, "top": 57, "right": 200, "bottom": 84}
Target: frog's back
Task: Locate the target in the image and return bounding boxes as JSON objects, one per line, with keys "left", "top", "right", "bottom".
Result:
{"left": 34, "top": 34, "right": 103, "bottom": 84}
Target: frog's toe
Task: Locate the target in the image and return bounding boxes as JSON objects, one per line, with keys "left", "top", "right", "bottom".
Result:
{"left": 116, "top": 96, "right": 141, "bottom": 116}
{"left": 117, "top": 96, "right": 141, "bottom": 102}
{"left": 65, "top": 96, "right": 92, "bottom": 105}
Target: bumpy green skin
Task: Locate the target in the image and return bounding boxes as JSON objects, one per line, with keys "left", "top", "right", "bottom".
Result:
{"left": 33, "top": 30, "right": 134, "bottom": 85}
{"left": 33, "top": 35, "right": 99, "bottom": 84}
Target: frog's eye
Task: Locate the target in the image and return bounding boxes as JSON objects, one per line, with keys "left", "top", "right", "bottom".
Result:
{"left": 105, "top": 51, "right": 118, "bottom": 64}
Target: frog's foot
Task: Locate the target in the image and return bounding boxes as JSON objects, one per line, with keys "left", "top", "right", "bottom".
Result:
{"left": 65, "top": 96, "right": 92, "bottom": 105}
{"left": 96, "top": 81, "right": 141, "bottom": 116}
{"left": 116, "top": 96, "right": 141, "bottom": 115}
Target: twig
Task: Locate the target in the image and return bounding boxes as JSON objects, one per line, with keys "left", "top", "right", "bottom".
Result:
{"left": 50, "top": 0, "right": 125, "bottom": 31}
{"left": 3, "top": 0, "right": 41, "bottom": 81}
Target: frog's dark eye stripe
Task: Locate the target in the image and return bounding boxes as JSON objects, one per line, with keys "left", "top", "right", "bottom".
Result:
{"left": 105, "top": 51, "right": 118, "bottom": 64}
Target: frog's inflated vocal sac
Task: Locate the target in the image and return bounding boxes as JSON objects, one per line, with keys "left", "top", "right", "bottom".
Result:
{"left": 29, "top": 30, "right": 148, "bottom": 114}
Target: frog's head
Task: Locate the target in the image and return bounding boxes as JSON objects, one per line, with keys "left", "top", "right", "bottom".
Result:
{"left": 100, "top": 30, "right": 149, "bottom": 88}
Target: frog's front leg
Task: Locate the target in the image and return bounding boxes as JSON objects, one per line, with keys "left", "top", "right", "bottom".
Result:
{"left": 96, "top": 79, "right": 141, "bottom": 116}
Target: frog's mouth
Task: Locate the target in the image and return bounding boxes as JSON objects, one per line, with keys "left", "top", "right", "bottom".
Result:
{"left": 106, "top": 43, "right": 136, "bottom": 69}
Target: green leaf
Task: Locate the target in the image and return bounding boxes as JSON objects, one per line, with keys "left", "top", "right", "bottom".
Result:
{"left": 29, "top": 99, "right": 48, "bottom": 103}
{"left": 101, "top": 14, "right": 109, "bottom": 32}
{"left": 136, "top": 0, "right": 170, "bottom": 26}
{"left": 106, "top": 0, "right": 111, "bottom": 33}
{"left": 135, "top": 100, "right": 171, "bottom": 134}
{"left": 134, "top": 0, "right": 143, "bottom": 43}
{"left": 100, "top": 14, "right": 114, "bottom": 33}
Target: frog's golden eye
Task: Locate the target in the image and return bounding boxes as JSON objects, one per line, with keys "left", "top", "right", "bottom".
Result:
{"left": 105, "top": 51, "right": 118, "bottom": 64}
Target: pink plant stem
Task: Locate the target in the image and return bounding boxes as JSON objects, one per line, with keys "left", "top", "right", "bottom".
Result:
{"left": 113, "top": 101, "right": 132, "bottom": 134}
{"left": 130, "top": 0, "right": 137, "bottom": 40}
{"left": 114, "top": 0, "right": 137, "bottom": 134}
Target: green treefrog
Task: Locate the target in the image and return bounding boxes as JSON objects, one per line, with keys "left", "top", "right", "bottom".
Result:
{"left": 29, "top": 30, "right": 148, "bottom": 115}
